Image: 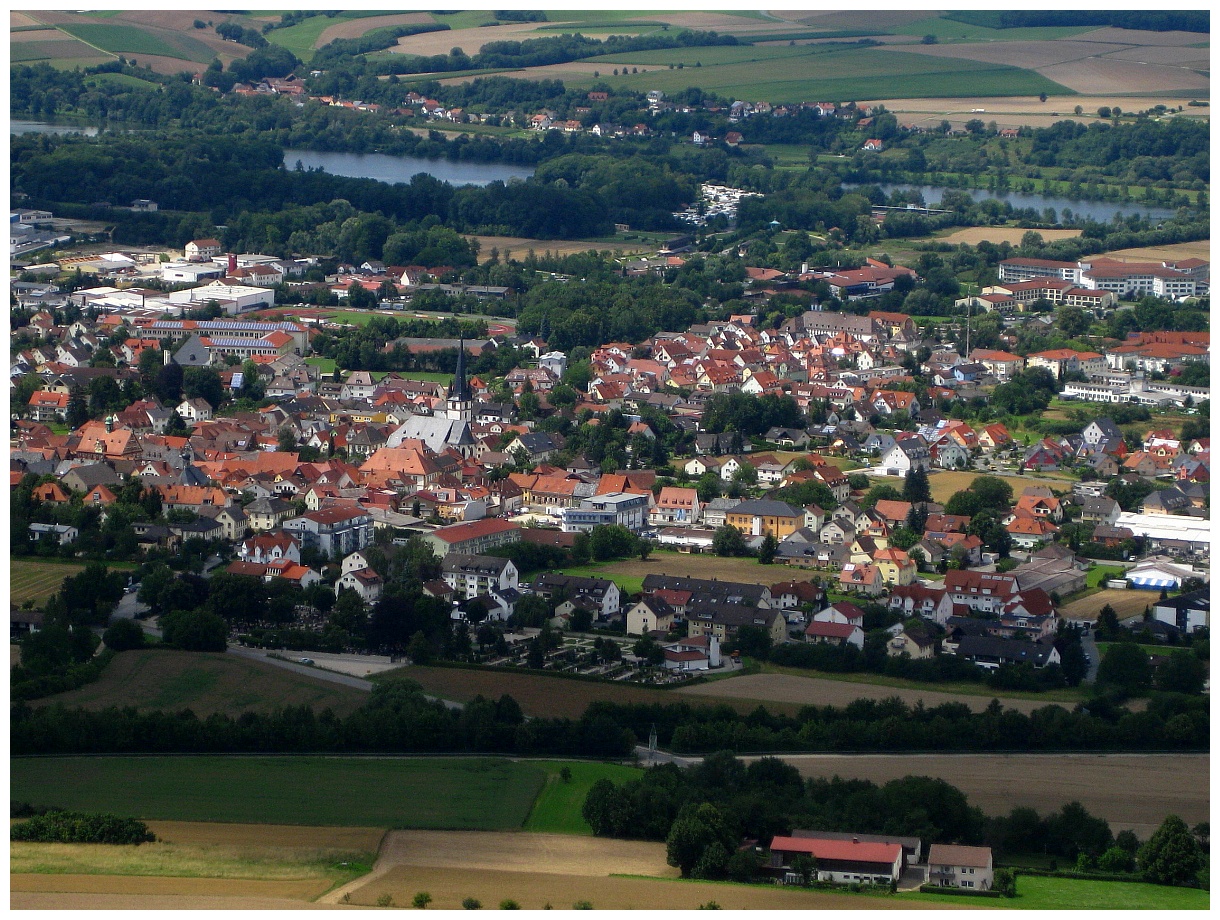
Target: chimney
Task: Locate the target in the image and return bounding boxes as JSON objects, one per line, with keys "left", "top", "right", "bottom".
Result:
{"left": 228, "top": 253, "right": 237, "bottom": 275}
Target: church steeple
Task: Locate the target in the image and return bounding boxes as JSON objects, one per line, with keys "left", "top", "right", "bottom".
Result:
{"left": 446, "top": 334, "right": 473, "bottom": 422}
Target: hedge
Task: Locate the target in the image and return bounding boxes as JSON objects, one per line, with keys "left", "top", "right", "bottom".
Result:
{"left": 11, "top": 811, "right": 156, "bottom": 845}
{"left": 918, "top": 885, "right": 1004, "bottom": 898}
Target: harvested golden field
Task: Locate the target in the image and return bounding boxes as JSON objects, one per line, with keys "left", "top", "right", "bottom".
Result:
{"left": 767, "top": 753, "right": 1209, "bottom": 837}
{"left": 1105, "top": 44, "right": 1211, "bottom": 67}
{"left": 341, "top": 865, "right": 958, "bottom": 910}
{"left": 10, "top": 874, "right": 331, "bottom": 901}
{"left": 925, "top": 469, "right": 1064, "bottom": 505}
{"left": 932, "top": 227, "right": 1083, "bottom": 246}
{"left": 38, "top": 648, "right": 369, "bottom": 718}
{"left": 472, "top": 234, "right": 653, "bottom": 264}
{"left": 10, "top": 891, "right": 335, "bottom": 909}
{"left": 881, "top": 39, "right": 1131, "bottom": 70}
{"left": 11, "top": 11, "right": 43, "bottom": 27}
{"left": 768, "top": 10, "right": 932, "bottom": 30}
{"left": 315, "top": 12, "right": 434, "bottom": 47}
{"left": 373, "top": 829, "right": 677, "bottom": 879}
{"left": 331, "top": 830, "right": 958, "bottom": 910}
{"left": 392, "top": 22, "right": 545, "bottom": 57}
{"left": 1060, "top": 588, "right": 1156, "bottom": 622}
{"left": 1103, "top": 240, "right": 1211, "bottom": 263}
{"left": 871, "top": 95, "right": 1206, "bottom": 130}
{"left": 677, "top": 672, "right": 1069, "bottom": 715}
{"left": 1040, "top": 57, "right": 1209, "bottom": 95}
{"left": 588, "top": 552, "right": 786, "bottom": 587}
{"left": 146, "top": 821, "right": 385, "bottom": 851}
{"left": 397, "top": 664, "right": 803, "bottom": 719}
{"left": 1073, "top": 26, "right": 1209, "bottom": 47}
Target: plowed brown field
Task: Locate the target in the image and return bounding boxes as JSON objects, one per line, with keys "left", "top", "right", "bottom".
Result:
{"left": 765, "top": 753, "right": 1209, "bottom": 837}
{"left": 677, "top": 672, "right": 1071, "bottom": 714}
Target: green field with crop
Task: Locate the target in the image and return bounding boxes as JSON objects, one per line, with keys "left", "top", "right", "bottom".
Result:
{"left": 10, "top": 39, "right": 101, "bottom": 63}
{"left": 60, "top": 23, "right": 216, "bottom": 63}
{"left": 38, "top": 649, "right": 370, "bottom": 718}
{"left": 11, "top": 757, "right": 548, "bottom": 830}
{"left": 891, "top": 16, "right": 1094, "bottom": 42}
{"left": 523, "top": 761, "right": 644, "bottom": 835}
{"left": 563, "top": 47, "right": 1073, "bottom": 101}
{"left": 589, "top": 43, "right": 816, "bottom": 67}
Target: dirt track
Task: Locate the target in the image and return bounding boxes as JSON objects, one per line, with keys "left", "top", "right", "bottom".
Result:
{"left": 765, "top": 753, "right": 1209, "bottom": 837}
{"left": 677, "top": 672, "right": 1068, "bottom": 715}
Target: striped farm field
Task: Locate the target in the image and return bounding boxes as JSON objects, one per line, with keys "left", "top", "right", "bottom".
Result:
{"left": 10, "top": 559, "right": 85, "bottom": 609}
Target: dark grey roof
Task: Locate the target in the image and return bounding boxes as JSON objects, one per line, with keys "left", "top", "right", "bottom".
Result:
{"left": 954, "top": 635, "right": 1056, "bottom": 666}
{"left": 729, "top": 499, "right": 803, "bottom": 518}
{"left": 1154, "top": 588, "right": 1209, "bottom": 613}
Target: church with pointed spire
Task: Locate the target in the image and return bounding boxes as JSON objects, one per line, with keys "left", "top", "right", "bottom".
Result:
{"left": 446, "top": 335, "right": 474, "bottom": 423}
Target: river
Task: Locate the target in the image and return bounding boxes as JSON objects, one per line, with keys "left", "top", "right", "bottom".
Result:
{"left": 10, "top": 119, "right": 98, "bottom": 136}
{"left": 282, "top": 148, "right": 534, "bottom": 187}
{"left": 845, "top": 182, "right": 1178, "bottom": 223}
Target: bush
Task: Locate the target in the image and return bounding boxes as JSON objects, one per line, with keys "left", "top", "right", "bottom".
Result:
{"left": 160, "top": 608, "right": 228, "bottom": 651}
{"left": 103, "top": 618, "right": 146, "bottom": 651}
{"left": 918, "top": 885, "right": 1004, "bottom": 898}
{"left": 10, "top": 811, "right": 155, "bottom": 845}
{"left": 499, "top": 900, "right": 520, "bottom": 909}
{"left": 462, "top": 898, "right": 482, "bottom": 909}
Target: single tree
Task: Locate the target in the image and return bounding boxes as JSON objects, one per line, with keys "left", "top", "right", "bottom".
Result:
{"left": 412, "top": 891, "right": 433, "bottom": 909}
{"left": 1138, "top": 815, "right": 1205, "bottom": 886}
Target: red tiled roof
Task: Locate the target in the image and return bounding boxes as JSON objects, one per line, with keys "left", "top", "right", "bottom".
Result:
{"left": 770, "top": 836, "right": 901, "bottom": 865}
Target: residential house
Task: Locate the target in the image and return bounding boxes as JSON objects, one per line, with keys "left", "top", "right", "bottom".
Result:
{"left": 283, "top": 507, "right": 373, "bottom": 560}
{"left": 626, "top": 596, "right": 677, "bottom": 637}
{"left": 804, "top": 620, "right": 864, "bottom": 649}
{"left": 529, "top": 572, "right": 620, "bottom": 620}
{"left": 887, "top": 624, "right": 937, "bottom": 660}
{"left": 725, "top": 499, "right": 804, "bottom": 539}
{"left": 927, "top": 845, "right": 994, "bottom": 891}
{"left": 650, "top": 487, "right": 702, "bottom": 526}
{"left": 442, "top": 553, "right": 519, "bottom": 598}
{"left": 838, "top": 563, "right": 884, "bottom": 596}
{"left": 422, "top": 518, "right": 521, "bottom": 557}
{"left": 336, "top": 566, "right": 384, "bottom": 604}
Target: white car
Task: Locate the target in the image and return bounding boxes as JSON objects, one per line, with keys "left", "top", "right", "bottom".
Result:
{"left": 299, "top": 658, "right": 315, "bottom": 665}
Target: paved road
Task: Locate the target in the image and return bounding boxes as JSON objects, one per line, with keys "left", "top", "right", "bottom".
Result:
{"left": 227, "top": 646, "right": 376, "bottom": 692}
{"left": 110, "top": 591, "right": 149, "bottom": 621}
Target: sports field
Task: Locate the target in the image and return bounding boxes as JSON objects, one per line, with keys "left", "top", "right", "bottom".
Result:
{"left": 38, "top": 649, "right": 369, "bottom": 718}
{"left": 10, "top": 756, "right": 547, "bottom": 830}
{"left": 10, "top": 559, "right": 86, "bottom": 609}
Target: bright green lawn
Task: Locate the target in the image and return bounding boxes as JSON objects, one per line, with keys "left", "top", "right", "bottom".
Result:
{"left": 1011, "top": 875, "right": 1207, "bottom": 910}
{"left": 902, "top": 874, "right": 1207, "bottom": 909}
{"left": 1087, "top": 566, "right": 1126, "bottom": 589}
{"left": 523, "top": 761, "right": 644, "bottom": 834}
{"left": 555, "top": 564, "right": 646, "bottom": 596}
{"left": 304, "top": 356, "right": 337, "bottom": 374}
{"left": 10, "top": 757, "right": 547, "bottom": 830}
